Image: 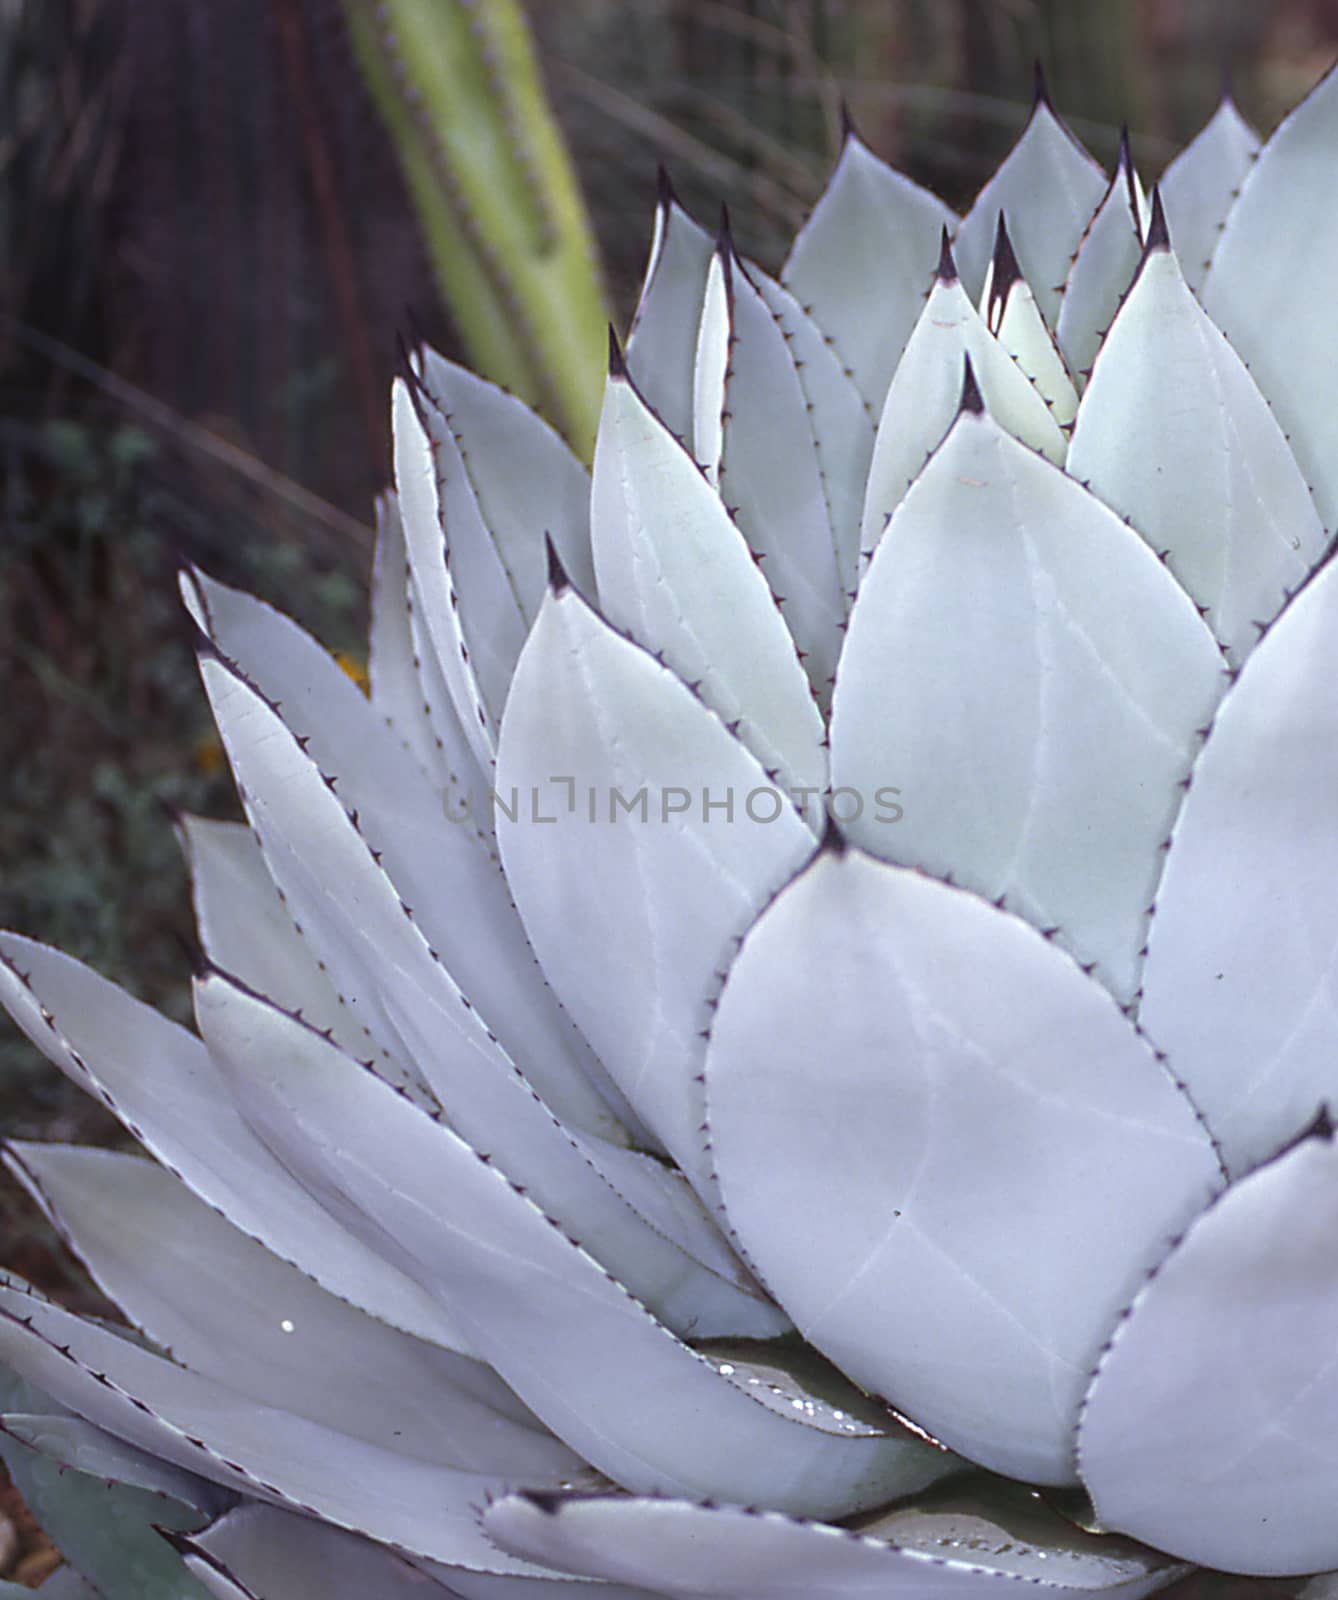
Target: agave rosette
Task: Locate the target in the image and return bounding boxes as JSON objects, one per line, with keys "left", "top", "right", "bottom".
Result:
{"left": 5, "top": 66, "right": 1338, "bottom": 1599}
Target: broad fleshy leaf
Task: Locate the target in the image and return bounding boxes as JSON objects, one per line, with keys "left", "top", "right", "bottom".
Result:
{"left": 782, "top": 128, "right": 958, "bottom": 409}
{"left": 0, "top": 936, "right": 469, "bottom": 1355}
{"left": 1068, "top": 225, "right": 1325, "bottom": 666}
{"left": 591, "top": 357, "right": 826, "bottom": 798}
{"left": 859, "top": 253, "right": 1066, "bottom": 559}
{"left": 1139, "top": 552, "right": 1338, "bottom": 1176}
{"left": 706, "top": 846, "right": 1222, "bottom": 1485}
{"left": 178, "top": 1505, "right": 472, "bottom": 1600}
{"left": 0, "top": 1412, "right": 226, "bottom": 1513}
{"left": 693, "top": 240, "right": 847, "bottom": 706}
{"left": 486, "top": 1481, "right": 1183, "bottom": 1597}
{"left": 981, "top": 216, "right": 1079, "bottom": 429}
{"left": 954, "top": 82, "right": 1109, "bottom": 320}
{"left": 186, "top": 982, "right": 953, "bottom": 1522}
{"left": 198, "top": 648, "right": 629, "bottom": 1142}
{"left": 1055, "top": 142, "right": 1144, "bottom": 383}
{"left": 196, "top": 972, "right": 778, "bottom": 1341}
{"left": 0, "top": 1276, "right": 553, "bottom": 1577}
{"left": 495, "top": 579, "right": 816, "bottom": 1188}
{"left": 1158, "top": 96, "right": 1259, "bottom": 293}
{"left": 175, "top": 814, "right": 377, "bottom": 1067}
{"left": 392, "top": 378, "right": 497, "bottom": 771}
{"left": 836, "top": 404, "right": 1226, "bottom": 1003}
{"left": 1203, "top": 64, "right": 1338, "bottom": 532}
{"left": 625, "top": 174, "right": 715, "bottom": 442}
{"left": 4, "top": 1141, "right": 572, "bottom": 1476}
{"left": 1079, "top": 1126, "right": 1338, "bottom": 1576}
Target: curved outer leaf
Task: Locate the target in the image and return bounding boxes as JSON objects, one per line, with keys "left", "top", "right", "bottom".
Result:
{"left": 981, "top": 218, "right": 1079, "bottom": 430}
{"left": 187, "top": 563, "right": 593, "bottom": 1092}
{"left": 197, "top": 972, "right": 782, "bottom": 1342}
{"left": 411, "top": 351, "right": 593, "bottom": 733}
{"left": 175, "top": 815, "right": 377, "bottom": 1068}
{"left": 1158, "top": 96, "right": 1259, "bottom": 293}
{"left": 0, "top": 936, "right": 469, "bottom": 1356}
{"left": 0, "top": 1417, "right": 210, "bottom": 1600}
{"left": 835, "top": 406, "right": 1226, "bottom": 1004}
{"left": 751, "top": 271, "right": 874, "bottom": 602}
{"left": 417, "top": 347, "right": 594, "bottom": 610}
{"left": 186, "top": 1503, "right": 659, "bottom": 1600}
{"left": 706, "top": 846, "right": 1222, "bottom": 1486}
{"left": 495, "top": 581, "right": 816, "bottom": 1191}
{"left": 370, "top": 491, "right": 490, "bottom": 816}
{"left": 1055, "top": 152, "right": 1143, "bottom": 384}
{"left": 591, "top": 361, "right": 826, "bottom": 800}
{"left": 180, "top": 1506, "right": 468, "bottom": 1600}
{"left": 188, "top": 981, "right": 952, "bottom": 1524}
{"left": 626, "top": 177, "right": 715, "bottom": 444}
{"left": 198, "top": 646, "right": 628, "bottom": 1144}
{"left": 859, "top": 260, "right": 1067, "bottom": 559}
{"left": 781, "top": 130, "right": 958, "bottom": 410}
{"left": 1067, "top": 235, "right": 1324, "bottom": 667}
{"left": 393, "top": 379, "right": 497, "bottom": 772}
{"left": 0, "top": 1412, "right": 226, "bottom": 1513}
{"left": 1139, "top": 552, "right": 1338, "bottom": 1176}
{"left": 0, "top": 1277, "right": 551, "bottom": 1578}
{"left": 694, "top": 243, "right": 847, "bottom": 708}
{"left": 486, "top": 1486, "right": 1183, "bottom": 1598}
{"left": 1202, "top": 64, "right": 1338, "bottom": 532}
{"left": 954, "top": 90, "right": 1109, "bottom": 322}
{"left": 1079, "top": 1128, "right": 1338, "bottom": 1576}
{"left": 4, "top": 1142, "right": 571, "bottom": 1476}
{"left": 369, "top": 491, "right": 444, "bottom": 781}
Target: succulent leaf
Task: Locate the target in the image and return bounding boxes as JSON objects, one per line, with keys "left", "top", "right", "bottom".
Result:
{"left": 954, "top": 84, "right": 1109, "bottom": 323}
{"left": 3, "top": 1142, "right": 565, "bottom": 1475}
{"left": 1079, "top": 1126, "right": 1338, "bottom": 1576}
{"left": 1140, "top": 553, "right": 1338, "bottom": 1176}
{"left": 626, "top": 179, "right": 715, "bottom": 444}
{"left": 859, "top": 259, "right": 1067, "bottom": 559}
{"left": 981, "top": 216, "right": 1080, "bottom": 429}
{"left": 0, "top": 936, "right": 465, "bottom": 1354}
{"left": 195, "top": 972, "right": 780, "bottom": 1341}
{"left": 1202, "top": 63, "right": 1338, "bottom": 532}
{"left": 495, "top": 580, "right": 815, "bottom": 1189}
{"left": 782, "top": 128, "right": 958, "bottom": 410}
{"left": 1158, "top": 96, "right": 1260, "bottom": 294}
{"left": 694, "top": 240, "right": 848, "bottom": 708}
{"left": 706, "top": 846, "right": 1222, "bottom": 1485}
{"left": 591, "top": 360, "right": 827, "bottom": 798}
{"left": 1055, "top": 141, "right": 1145, "bottom": 384}
{"left": 485, "top": 1482, "right": 1183, "bottom": 1597}
{"left": 1067, "top": 229, "right": 1325, "bottom": 667}
{"left": 190, "top": 984, "right": 942, "bottom": 1521}
{"left": 835, "top": 405, "right": 1226, "bottom": 1002}
{"left": 0, "top": 1276, "right": 548, "bottom": 1575}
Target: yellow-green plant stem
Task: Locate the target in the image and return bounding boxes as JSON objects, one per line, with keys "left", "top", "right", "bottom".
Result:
{"left": 342, "top": 0, "right": 607, "bottom": 458}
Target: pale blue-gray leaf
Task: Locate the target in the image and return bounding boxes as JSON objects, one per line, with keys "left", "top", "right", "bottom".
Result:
{"left": 495, "top": 582, "right": 816, "bottom": 1190}
{"left": 706, "top": 847, "right": 1222, "bottom": 1485}
{"left": 1139, "top": 553, "right": 1338, "bottom": 1176}
{"left": 1079, "top": 1127, "right": 1338, "bottom": 1576}
{"left": 1159, "top": 96, "right": 1259, "bottom": 293}
{"left": 1067, "top": 236, "right": 1324, "bottom": 666}
{"left": 591, "top": 363, "right": 826, "bottom": 799}
{"left": 1202, "top": 64, "right": 1338, "bottom": 532}
{"left": 954, "top": 92, "right": 1108, "bottom": 321}
{"left": 836, "top": 407, "right": 1226, "bottom": 1003}
{"left": 782, "top": 131, "right": 958, "bottom": 409}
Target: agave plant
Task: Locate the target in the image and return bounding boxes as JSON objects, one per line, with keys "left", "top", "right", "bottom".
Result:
{"left": 6, "top": 62, "right": 1338, "bottom": 1599}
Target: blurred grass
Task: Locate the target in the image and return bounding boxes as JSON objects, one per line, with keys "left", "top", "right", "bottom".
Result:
{"left": 2, "top": 0, "right": 1337, "bottom": 1166}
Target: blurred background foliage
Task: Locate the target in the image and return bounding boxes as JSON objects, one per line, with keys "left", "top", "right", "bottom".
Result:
{"left": 0, "top": 0, "right": 1337, "bottom": 1288}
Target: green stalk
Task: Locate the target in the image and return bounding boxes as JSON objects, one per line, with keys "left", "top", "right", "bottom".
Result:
{"left": 342, "top": 0, "right": 607, "bottom": 458}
